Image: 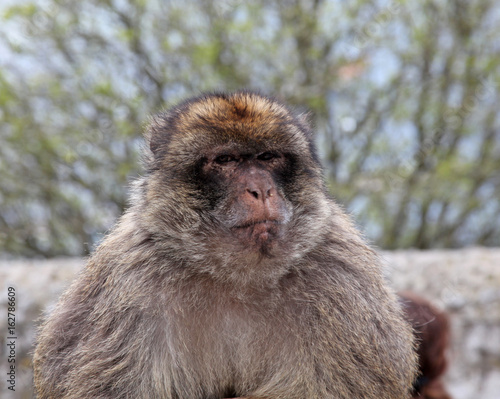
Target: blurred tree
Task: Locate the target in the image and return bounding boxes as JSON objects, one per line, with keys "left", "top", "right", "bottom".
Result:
{"left": 0, "top": 0, "right": 498, "bottom": 257}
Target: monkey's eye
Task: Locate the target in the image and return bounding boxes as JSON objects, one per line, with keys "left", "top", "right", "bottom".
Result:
{"left": 214, "top": 154, "right": 237, "bottom": 164}
{"left": 257, "top": 152, "right": 280, "bottom": 161}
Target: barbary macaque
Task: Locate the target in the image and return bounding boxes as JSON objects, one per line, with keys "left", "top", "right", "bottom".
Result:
{"left": 34, "top": 91, "right": 417, "bottom": 399}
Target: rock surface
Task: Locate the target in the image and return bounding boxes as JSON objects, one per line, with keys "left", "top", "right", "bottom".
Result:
{"left": 1, "top": 248, "right": 499, "bottom": 398}
{"left": 384, "top": 248, "right": 500, "bottom": 399}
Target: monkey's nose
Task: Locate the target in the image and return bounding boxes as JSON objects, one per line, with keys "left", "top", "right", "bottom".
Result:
{"left": 246, "top": 185, "right": 275, "bottom": 201}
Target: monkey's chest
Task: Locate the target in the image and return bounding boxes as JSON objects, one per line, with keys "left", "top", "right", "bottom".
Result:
{"left": 164, "top": 301, "right": 303, "bottom": 393}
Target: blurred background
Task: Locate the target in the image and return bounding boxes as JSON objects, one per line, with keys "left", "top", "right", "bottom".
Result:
{"left": 1, "top": 0, "right": 500, "bottom": 257}
{"left": 0, "top": 0, "right": 499, "bottom": 398}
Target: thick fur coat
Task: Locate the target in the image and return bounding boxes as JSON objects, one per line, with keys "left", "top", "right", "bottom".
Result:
{"left": 33, "top": 91, "right": 417, "bottom": 399}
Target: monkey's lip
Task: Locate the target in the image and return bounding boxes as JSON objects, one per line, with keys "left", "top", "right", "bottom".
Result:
{"left": 232, "top": 220, "right": 281, "bottom": 243}
{"left": 233, "top": 220, "right": 281, "bottom": 230}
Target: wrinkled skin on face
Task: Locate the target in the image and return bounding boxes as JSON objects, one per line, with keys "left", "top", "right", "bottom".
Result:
{"left": 202, "top": 150, "right": 291, "bottom": 252}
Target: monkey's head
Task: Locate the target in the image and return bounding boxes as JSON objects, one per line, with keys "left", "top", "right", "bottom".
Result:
{"left": 135, "top": 92, "right": 333, "bottom": 280}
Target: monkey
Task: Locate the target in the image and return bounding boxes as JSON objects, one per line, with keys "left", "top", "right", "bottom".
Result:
{"left": 398, "top": 291, "right": 452, "bottom": 399}
{"left": 33, "top": 91, "right": 417, "bottom": 399}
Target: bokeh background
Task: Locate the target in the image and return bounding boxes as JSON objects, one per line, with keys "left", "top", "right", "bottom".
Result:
{"left": 0, "top": 0, "right": 499, "bottom": 398}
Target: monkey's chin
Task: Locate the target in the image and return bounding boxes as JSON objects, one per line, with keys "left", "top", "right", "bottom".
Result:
{"left": 232, "top": 221, "right": 282, "bottom": 252}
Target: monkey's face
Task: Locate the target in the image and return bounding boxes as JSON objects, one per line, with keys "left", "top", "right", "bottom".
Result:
{"left": 142, "top": 92, "right": 330, "bottom": 270}
{"left": 199, "top": 146, "right": 293, "bottom": 254}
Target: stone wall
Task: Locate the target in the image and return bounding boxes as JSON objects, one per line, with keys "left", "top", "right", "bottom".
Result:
{"left": 384, "top": 248, "right": 500, "bottom": 399}
{"left": 0, "top": 258, "right": 83, "bottom": 399}
{"left": 1, "top": 248, "right": 499, "bottom": 398}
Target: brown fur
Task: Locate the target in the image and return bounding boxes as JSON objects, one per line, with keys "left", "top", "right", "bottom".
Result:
{"left": 33, "top": 91, "right": 417, "bottom": 399}
{"left": 399, "top": 291, "right": 452, "bottom": 399}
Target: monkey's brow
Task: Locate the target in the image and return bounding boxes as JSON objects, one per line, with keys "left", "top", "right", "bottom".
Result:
{"left": 211, "top": 152, "right": 257, "bottom": 159}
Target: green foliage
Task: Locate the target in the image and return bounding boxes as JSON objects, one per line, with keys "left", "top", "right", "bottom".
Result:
{"left": 0, "top": 0, "right": 499, "bottom": 257}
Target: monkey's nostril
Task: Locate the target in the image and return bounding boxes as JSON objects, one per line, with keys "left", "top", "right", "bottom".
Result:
{"left": 247, "top": 189, "right": 260, "bottom": 199}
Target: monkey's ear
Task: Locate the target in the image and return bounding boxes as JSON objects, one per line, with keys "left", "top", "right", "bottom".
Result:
{"left": 296, "top": 112, "right": 314, "bottom": 138}
{"left": 144, "top": 113, "right": 172, "bottom": 159}
{"left": 143, "top": 129, "right": 159, "bottom": 157}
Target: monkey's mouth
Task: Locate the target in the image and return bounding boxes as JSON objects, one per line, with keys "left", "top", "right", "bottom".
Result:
{"left": 233, "top": 220, "right": 282, "bottom": 244}
{"left": 235, "top": 220, "right": 280, "bottom": 229}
